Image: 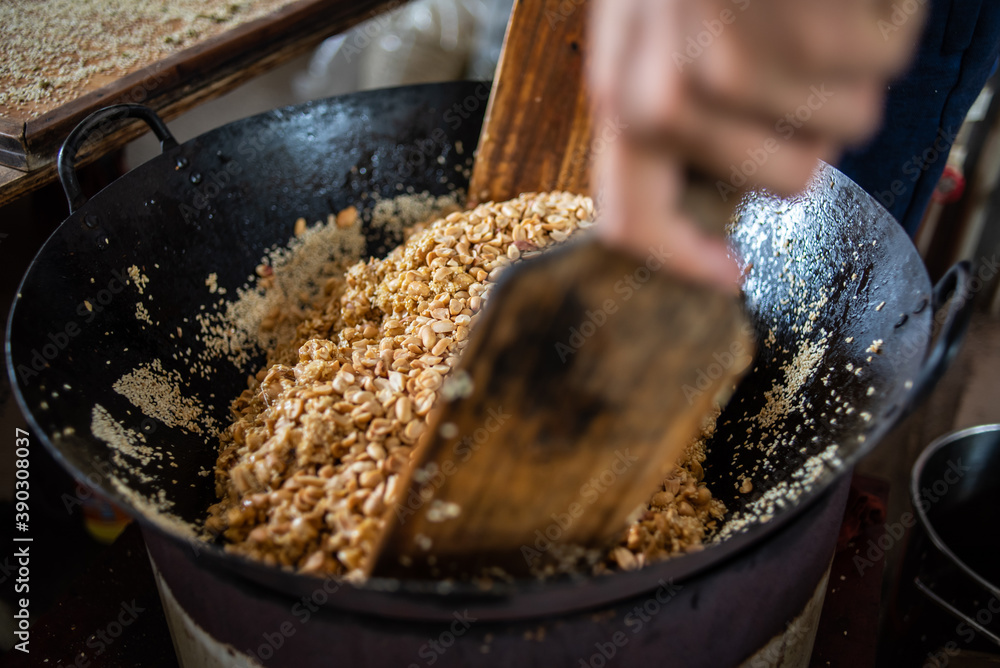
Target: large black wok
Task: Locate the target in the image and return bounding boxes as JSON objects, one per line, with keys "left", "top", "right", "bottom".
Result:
{"left": 7, "top": 82, "right": 971, "bottom": 640}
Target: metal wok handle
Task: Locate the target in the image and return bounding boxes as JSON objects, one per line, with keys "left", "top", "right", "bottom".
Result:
{"left": 57, "top": 104, "right": 178, "bottom": 214}
{"left": 900, "top": 261, "right": 974, "bottom": 420}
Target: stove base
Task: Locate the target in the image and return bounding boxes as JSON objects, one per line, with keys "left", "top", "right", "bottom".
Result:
{"left": 152, "top": 551, "right": 832, "bottom": 668}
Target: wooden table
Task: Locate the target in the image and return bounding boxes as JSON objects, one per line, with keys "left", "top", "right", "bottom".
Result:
{"left": 0, "top": 0, "right": 398, "bottom": 209}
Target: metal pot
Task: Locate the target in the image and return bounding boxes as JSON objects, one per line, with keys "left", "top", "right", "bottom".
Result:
{"left": 912, "top": 425, "right": 1000, "bottom": 645}
{"left": 881, "top": 424, "right": 1000, "bottom": 665}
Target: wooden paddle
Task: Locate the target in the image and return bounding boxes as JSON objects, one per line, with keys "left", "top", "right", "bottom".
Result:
{"left": 369, "top": 0, "right": 753, "bottom": 579}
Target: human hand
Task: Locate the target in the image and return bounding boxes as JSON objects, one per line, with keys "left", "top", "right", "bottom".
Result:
{"left": 588, "top": 0, "right": 925, "bottom": 288}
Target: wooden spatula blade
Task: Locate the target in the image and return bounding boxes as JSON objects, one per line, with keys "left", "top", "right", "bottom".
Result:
{"left": 370, "top": 237, "right": 752, "bottom": 579}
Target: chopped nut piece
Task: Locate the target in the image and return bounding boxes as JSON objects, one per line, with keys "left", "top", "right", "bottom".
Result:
{"left": 336, "top": 206, "right": 358, "bottom": 228}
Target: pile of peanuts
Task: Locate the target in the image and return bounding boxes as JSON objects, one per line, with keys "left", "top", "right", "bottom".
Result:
{"left": 607, "top": 416, "right": 727, "bottom": 573}
{"left": 206, "top": 191, "right": 726, "bottom": 581}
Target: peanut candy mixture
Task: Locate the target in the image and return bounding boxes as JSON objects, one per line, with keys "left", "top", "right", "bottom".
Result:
{"left": 604, "top": 413, "right": 726, "bottom": 573}
{"left": 207, "top": 192, "right": 726, "bottom": 580}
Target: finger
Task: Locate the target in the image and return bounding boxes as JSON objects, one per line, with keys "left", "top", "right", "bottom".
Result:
{"left": 738, "top": 0, "right": 926, "bottom": 81}
{"left": 624, "top": 90, "right": 836, "bottom": 197}
{"left": 588, "top": 0, "right": 648, "bottom": 110}
{"left": 594, "top": 141, "right": 743, "bottom": 293}
{"left": 611, "top": 0, "right": 885, "bottom": 192}
{"left": 616, "top": 0, "right": 688, "bottom": 128}
{"left": 693, "top": 23, "right": 887, "bottom": 145}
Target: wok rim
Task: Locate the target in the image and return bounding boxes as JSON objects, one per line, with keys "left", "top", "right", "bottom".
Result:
{"left": 5, "top": 243, "right": 852, "bottom": 621}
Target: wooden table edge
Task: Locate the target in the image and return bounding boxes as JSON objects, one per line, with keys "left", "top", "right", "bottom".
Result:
{"left": 0, "top": 0, "right": 397, "bottom": 210}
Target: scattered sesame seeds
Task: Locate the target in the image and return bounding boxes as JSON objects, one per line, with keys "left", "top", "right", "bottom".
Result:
{"left": 756, "top": 334, "right": 829, "bottom": 431}
{"left": 127, "top": 265, "right": 150, "bottom": 294}
{"left": 90, "top": 404, "right": 158, "bottom": 483}
{"left": 205, "top": 272, "right": 222, "bottom": 294}
{"left": 135, "top": 302, "right": 153, "bottom": 325}
{"left": 111, "top": 359, "right": 216, "bottom": 434}
{"left": 714, "top": 445, "right": 841, "bottom": 542}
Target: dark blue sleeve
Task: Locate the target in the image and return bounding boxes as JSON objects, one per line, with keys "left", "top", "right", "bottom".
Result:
{"left": 836, "top": 0, "right": 1000, "bottom": 237}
